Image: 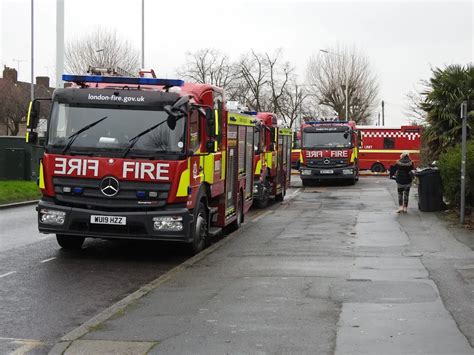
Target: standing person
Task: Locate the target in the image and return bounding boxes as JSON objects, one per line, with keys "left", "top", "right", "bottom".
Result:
{"left": 390, "top": 152, "right": 415, "bottom": 213}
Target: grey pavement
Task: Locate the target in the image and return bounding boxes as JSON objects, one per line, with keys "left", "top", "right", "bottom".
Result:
{"left": 54, "top": 177, "right": 474, "bottom": 354}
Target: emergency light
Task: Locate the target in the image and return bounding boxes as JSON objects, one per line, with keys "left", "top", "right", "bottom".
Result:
{"left": 62, "top": 74, "right": 184, "bottom": 87}
{"left": 305, "top": 121, "right": 349, "bottom": 125}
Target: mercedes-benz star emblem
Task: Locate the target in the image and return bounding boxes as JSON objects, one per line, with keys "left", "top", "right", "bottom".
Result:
{"left": 323, "top": 158, "right": 331, "bottom": 165}
{"left": 100, "top": 177, "right": 119, "bottom": 197}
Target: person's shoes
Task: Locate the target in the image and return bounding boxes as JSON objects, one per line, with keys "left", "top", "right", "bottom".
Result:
{"left": 403, "top": 206, "right": 408, "bottom": 213}
{"left": 396, "top": 207, "right": 403, "bottom": 213}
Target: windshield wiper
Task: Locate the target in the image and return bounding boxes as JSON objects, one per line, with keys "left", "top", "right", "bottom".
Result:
{"left": 122, "top": 120, "right": 170, "bottom": 158}
{"left": 62, "top": 116, "right": 108, "bottom": 154}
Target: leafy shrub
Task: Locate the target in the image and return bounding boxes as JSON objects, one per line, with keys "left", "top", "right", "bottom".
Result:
{"left": 438, "top": 139, "right": 474, "bottom": 207}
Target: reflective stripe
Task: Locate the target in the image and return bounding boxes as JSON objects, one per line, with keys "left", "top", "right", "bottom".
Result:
{"left": 177, "top": 159, "right": 190, "bottom": 197}
{"left": 221, "top": 150, "right": 226, "bottom": 180}
{"left": 25, "top": 101, "right": 33, "bottom": 142}
{"left": 203, "top": 154, "right": 214, "bottom": 184}
{"left": 359, "top": 149, "right": 420, "bottom": 154}
{"left": 255, "top": 159, "right": 262, "bottom": 175}
{"left": 265, "top": 152, "right": 272, "bottom": 170}
{"left": 38, "top": 160, "right": 45, "bottom": 189}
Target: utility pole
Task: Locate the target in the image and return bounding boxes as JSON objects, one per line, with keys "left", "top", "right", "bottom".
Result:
{"left": 381, "top": 100, "right": 385, "bottom": 126}
{"left": 460, "top": 101, "right": 468, "bottom": 224}
{"left": 30, "top": 0, "right": 34, "bottom": 100}
{"left": 56, "top": 0, "right": 64, "bottom": 88}
{"left": 141, "top": 0, "right": 145, "bottom": 69}
{"left": 345, "top": 76, "right": 349, "bottom": 121}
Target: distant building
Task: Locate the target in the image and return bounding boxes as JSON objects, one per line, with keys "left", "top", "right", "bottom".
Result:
{"left": 0, "top": 66, "right": 54, "bottom": 136}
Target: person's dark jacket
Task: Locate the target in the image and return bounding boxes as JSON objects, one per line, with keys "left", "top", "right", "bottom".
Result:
{"left": 390, "top": 156, "right": 414, "bottom": 184}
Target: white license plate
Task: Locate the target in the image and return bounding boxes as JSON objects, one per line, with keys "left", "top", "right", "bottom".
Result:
{"left": 90, "top": 215, "right": 126, "bottom": 225}
{"left": 320, "top": 169, "right": 334, "bottom": 174}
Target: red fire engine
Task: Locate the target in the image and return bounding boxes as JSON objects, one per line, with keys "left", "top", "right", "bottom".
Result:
{"left": 299, "top": 120, "right": 360, "bottom": 186}
{"left": 357, "top": 125, "right": 422, "bottom": 172}
{"left": 252, "top": 112, "right": 292, "bottom": 208}
{"left": 25, "top": 70, "right": 256, "bottom": 254}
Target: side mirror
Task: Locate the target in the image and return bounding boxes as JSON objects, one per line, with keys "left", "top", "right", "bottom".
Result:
{"left": 270, "top": 127, "right": 276, "bottom": 145}
{"left": 206, "top": 140, "right": 216, "bottom": 153}
{"left": 167, "top": 114, "right": 177, "bottom": 130}
{"left": 206, "top": 108, "right": 216, "bottom": 138}
{"left": 26, "top": 98, "right": 51, "bottom": 145}
{"left": 164, "top": 104, "right": 180, "bottom": 130}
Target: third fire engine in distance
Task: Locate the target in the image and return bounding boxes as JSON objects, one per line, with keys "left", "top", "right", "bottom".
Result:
{"left": 299, "top": 120, "right": 360, "bottom": 186}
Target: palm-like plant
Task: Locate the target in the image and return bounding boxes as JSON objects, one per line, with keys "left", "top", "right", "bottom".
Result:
{"left": 420, "top": 64, "right": 473, "bottom": 157}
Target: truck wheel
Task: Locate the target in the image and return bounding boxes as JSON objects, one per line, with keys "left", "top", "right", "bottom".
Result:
{"left": 56, "top": 234, "right": 85, "bottom": 250}
{"left": 302, "top": 179, "right": 311, "bottom": 187}
{"left": 275, "top": 185, "right": 285, "bottom": 202}
{"left": 254, "top": 195, "right": 268, "bottom": 209}
{"left": 254, "top": 182, "right": 270, "bottom": 208}
{"left": 187, "top": 202, "right": 208, "bottom": 255}
{"left": 230, "top": 193, "right": 244, "bottom": 230}
{"left": 371, "top": 163, "right": 385, "bottom": 173}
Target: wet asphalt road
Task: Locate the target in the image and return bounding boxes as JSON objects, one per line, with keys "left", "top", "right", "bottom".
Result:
{"left": 2, "top": 177, "right": 474, "bottom": 354}
{"left": 0, "top": 205, "right": 189, "bottom": 353}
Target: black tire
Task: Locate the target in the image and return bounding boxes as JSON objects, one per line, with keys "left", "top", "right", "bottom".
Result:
{"left": 254, "top": 182, "right": 270, "bottom": 209}
{"left": 186, "top": 202, "right": 208, "bottom": 255}
{"left": 56, "top": 234, "right": 85, "bottom": 250}
{"left": 275, "top": 183, "right": 285, "bottom": 202}
{"left": 230, "top": 193, "right": 244, "bottom": 231}
{"left": 254, "top": 196, "right": 269, "bottom": 209}
{"left": 302, "top": 179, "right": 312, "bottom": 187}
{"left": 371, "top": 163, "right": 385, "bottom": 173}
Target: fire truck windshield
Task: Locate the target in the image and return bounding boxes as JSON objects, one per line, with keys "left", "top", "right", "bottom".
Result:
{"left": 302, "top": 131, "right": 352, "bottom": 148}
{"left": 47, "top": 103, "right": 185, "bottom": 155}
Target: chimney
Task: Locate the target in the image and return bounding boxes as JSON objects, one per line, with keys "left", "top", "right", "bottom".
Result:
{"left": 3, "top": 65, "right": 18, "bottom": 82}
{"left": 36, "top": 76, "right": 50, "bottom": 88}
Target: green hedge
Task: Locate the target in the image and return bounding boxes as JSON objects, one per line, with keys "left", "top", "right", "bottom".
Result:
{"left": 438, "top": 139, "right": 474, "bottom": 206}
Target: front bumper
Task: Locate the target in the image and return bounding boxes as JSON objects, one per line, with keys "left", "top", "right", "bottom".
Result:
{"left": 37, "top": 199, "right": 194, "bottom": 243}
{"left": 299, "top": 166, "right": 356, "bottom": 180}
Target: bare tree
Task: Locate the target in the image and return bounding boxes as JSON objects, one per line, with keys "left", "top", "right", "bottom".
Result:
{"left": 177, "top": 49, "right": 236, "bottom": 88}
{"left": 233, "top": 50, "right": 271, "bottom": 111}
{"left": 404, "top": 87, "right": 428, "bottom": 124}
{"left": 0, "top": 80, "right": 28, "bottom": 135}
{"left": 306, "top": 45, "right": 378, "bottom": 124}
{"left": 65, "top": 28, "right": 140, "bottom": 75}
{"left": 176, "top": 48, "right": 307, "bottom": 129}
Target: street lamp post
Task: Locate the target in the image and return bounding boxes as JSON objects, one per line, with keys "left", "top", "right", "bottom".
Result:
{"left": 320, "top": 49, "right": 349, "bottom": 121}
{"left": 30, "top": 0, "right": 34, "bottom": 100}
{"left": 460, "top": 101, "right": 468, "bottom": 224}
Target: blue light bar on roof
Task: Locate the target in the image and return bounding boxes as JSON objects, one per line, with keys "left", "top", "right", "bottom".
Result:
{"left": 305, "top": 121, "right": 349, "bottom": 124}
{"left": 62, "top": 74, "right": 184, "bottom": 87}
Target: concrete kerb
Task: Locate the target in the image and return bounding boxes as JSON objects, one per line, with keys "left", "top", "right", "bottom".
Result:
{"left": 0, "top": 200, "right": 38, "bottom": 210}
{"left": 49, "top": 206, "right": 280, "bottom": 354}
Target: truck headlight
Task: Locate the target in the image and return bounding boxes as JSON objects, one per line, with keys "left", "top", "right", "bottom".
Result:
{"left": 301, "top": 169, "right": 312, "bottom": 176}
{"left": 342, "top": 169, "right": 353, "bottom": 175}
{"left": 152, "top": 216, "right": 183, "bottom": 232}
{"left": 40, "top": 208, "right": 66, "bottom": 225}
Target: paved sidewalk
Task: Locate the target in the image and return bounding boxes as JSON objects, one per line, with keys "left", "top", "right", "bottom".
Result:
{"left": 52, "top": 178, "right": 474, "bottom": 354}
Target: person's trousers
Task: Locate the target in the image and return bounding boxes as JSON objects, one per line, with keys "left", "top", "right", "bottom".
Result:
{"left": 397, "top": 183, "right": 411, "bottom": 207}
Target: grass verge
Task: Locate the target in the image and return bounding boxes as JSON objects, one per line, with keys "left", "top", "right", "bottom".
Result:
{"left": 0, "top": 180, "right": 41, "bottom": 205}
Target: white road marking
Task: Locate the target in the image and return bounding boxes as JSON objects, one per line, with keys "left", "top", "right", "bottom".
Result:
{"left": 10, "top": 339, "right": 43, "bottom": 355}
{"left": 0, "top": 271, "right": 17, "bottom": 278}
{"left": 40, "top": 257, "right": 56, "bottom": 263}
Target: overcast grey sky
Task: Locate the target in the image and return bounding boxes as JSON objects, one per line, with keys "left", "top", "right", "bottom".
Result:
{"left": 0, "top": 0, "right": 472, "bottom": 125}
